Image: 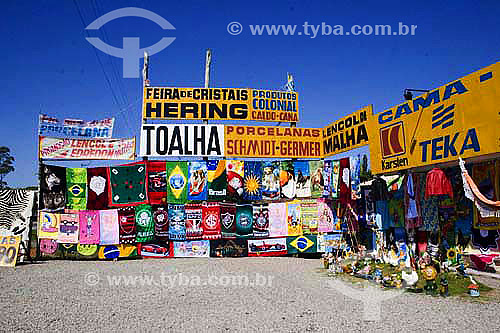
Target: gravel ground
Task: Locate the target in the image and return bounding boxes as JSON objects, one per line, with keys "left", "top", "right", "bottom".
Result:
{"left": 1, "top": 258, "right": 500, "bottom": 332}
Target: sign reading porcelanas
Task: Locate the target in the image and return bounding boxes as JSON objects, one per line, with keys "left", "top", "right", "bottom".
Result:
{"left": 368, "top": 61, "right": 500, "bottom": 174}
{"left": 142, "top": 87, "right": 299, "bottom": 122}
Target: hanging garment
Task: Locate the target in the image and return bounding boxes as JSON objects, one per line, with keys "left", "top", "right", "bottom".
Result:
{"left": 66, "top": 168, "right": 87, "bottom": 210}
{"left": 425, "top": 168, "right": 453, "bottom": 199}
{"left": 370, "top": 176, "right": 389, "bottom": 201}
{"left": 187, "top": 161, "right": 208, "bottom": 201}
{"left": 153, "top": 206, "right": 169, "bottom": 241}
{"left": 135, "top": 204, "right": 155, "bottom": 243}
{"left": 108, "top": 163, "right": 148, "bottom": 207}
{"left": 118, "top": 207, "right": 136, "bottom": 244}
{"left": 202, "top": 202, "right": 221, "bottom": 240}
{"left": 40, "top": 164, "right": 66, "bottom": 212}
{"left": 280, "top": 160, "right": 296, "bottom": 200}
{"left": 207, "top": 160, "right": 227, "bottom": 200}
{"left": 363, "top": 187, "right": 377, "bottom": 227}
{"left": 87, "top": 167, "right": 109, "bottom": 210}
{"left": 420, "top": 196, "right": 440, "bottom": 232}
{"left": 404, "top": 173, "right": 422, "bottom": 229}
{"left": 185, "top": 203, "right": 203, "bottom": 240}
{"left": 220, "top": 203, "right": 237, "bottom": 239}
{"left": 147, "top": 161, "right": 167, "bottom": 205}
{"left": 309, "top": 160, "right": 324, "bottom": 199}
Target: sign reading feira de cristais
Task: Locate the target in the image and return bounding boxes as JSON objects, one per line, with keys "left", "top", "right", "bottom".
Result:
{"left": 322, "top": 105, "right": 371, "bottom": 157}
{"left": 367, "top": 61, "right": 500, "bottom": 174}
{"left": 224, "top": 125, "right": 322, "bottom": 158}
{"left": 142, "top": 87, "right": 299, "bottom": 122}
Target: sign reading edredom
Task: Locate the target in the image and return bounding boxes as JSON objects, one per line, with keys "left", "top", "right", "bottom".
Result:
{"left": 140, "top": 124, "right": 224, "bottom": 157}
{"left": 142, "top": 87, "right": 299, "bottom": 122}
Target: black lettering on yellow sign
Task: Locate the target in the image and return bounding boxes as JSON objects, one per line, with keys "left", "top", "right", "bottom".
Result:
{"left": 322, "top": 110, "right": 370, "bottom": 156}
{"left": 145, "top": 102, "right": 249, "bottom": 119}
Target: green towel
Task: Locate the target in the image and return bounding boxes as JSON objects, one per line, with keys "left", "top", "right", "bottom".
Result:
{"left": 66, "top": 168, "right": 87, "bottom": 209}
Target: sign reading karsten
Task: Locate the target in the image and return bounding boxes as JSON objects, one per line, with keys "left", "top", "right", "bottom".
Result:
{"left": 225, "top": 126, "right": 322, "bottom": 158}
{"left": 140, "top": 124, "right": 224, "bottom": 157}
{"left": 143, "top": 87, "right": 299, "bottom": 122}
{"left": 322, "top": 106, "right": 371, "bottom": 157}
{"left": 39, "top": 137, "right": 135, "bottom": 160}
{"left": 368, "top": 60, "right": 500, "bottom": 174}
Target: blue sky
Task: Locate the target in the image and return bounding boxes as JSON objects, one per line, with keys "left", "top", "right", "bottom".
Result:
{"left": 2, "top": 0, "right": 500, "bottom": 187}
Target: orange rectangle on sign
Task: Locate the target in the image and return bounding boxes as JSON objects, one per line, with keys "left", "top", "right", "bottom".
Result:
{"left": 224, "top": 125, "right": 322, "bottom": 158}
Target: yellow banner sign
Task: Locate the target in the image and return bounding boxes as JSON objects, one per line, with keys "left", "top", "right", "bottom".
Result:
{"left": 224, "top": 125, "right": 322, "bottom": 158}
{"left": 367, "top": 61, "right": 500, "bottom": 174}
{"left": 143, "top": 87, "right": 299, "bottom": 122}
{"left": 322, "top": 105, "right": 371, "bottom": 157}
{"left": 0, "top": 236, "right": 21, "bottom": 267}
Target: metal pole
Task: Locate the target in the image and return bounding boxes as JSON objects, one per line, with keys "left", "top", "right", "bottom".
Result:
{"left": 203, "top": 49, "right": 211, "bottom": 161}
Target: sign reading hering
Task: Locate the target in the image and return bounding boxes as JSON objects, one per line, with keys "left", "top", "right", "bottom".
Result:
{"left": 142, "top": 87, "right": 299, "bottom": 122}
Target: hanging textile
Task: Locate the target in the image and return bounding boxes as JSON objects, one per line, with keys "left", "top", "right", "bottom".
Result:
{"left": 185, "top": 203, "right": 203, "bottom": 239}
{"left": 362, "top": 187, "right": 377, "bottom": 227}
{"left": 287, "top": 235, "right": 318, "bottom": 254}
{"left": 226, "top": 160, "right": 245, "bottom": 201}
{"left": 135, "top": 204, "right": 154, "bottom": 243}
{"left": 87, "top": 167, "right": 109, "bottom": 210}
{"left": 99, "top": 209, "right": 119, "bottom": 245}
{"left": 248, "top": 238, "right": 287, "bottom": 256}
{"left": 388, "top": 199, "right": 404, "bottom": 228}
{"left": 252, "top": 204, "right": 269, "bottom": 238}
{"left": 202, "top": 202, "right": 221, "bottom": 240}
{"left": 294, "top": 161, "right": 311, "bottom": 198}
{"left": 287, "top": 201, "right": 302, "bottom": 236}
{"left": 453, "top": 162, "right": 473, "bottom": 236}
{"left": 318, "top": 198, "right": 334, "bottom": 233}
{"left": 210, "top": 239, "right": 248, "bottom": 257}
{"left": 261, "top": 161, "right": 280, "bottom": 200}
{"left": 147, "top": 161, "right": 167, "bottom": 205}
{"left": 166, "top": 161, "right": 188, "bottom": 204}
{"left": 207, "top": 159, "right": 227, "bottom": 200}
{"left": 78, "top": 210, "right": 100, "bottom": 244}
{"left": 58, "top": 213, "right": 79, "bottom": 243}
{"left": 220, "top": 203, "right": 237, "bottom": 239}
{"left": 108, "top": 163, "right": 148, "bottom": 207}
{"left": 66, "top": 168, "right": 87, "bottom": 210}
{"left": 370, "top": 176, "right": 389, "bottom": 201}
{"left": 38, "top": 212, "right": 60, "bottom": 239}
{"left": 323, "top": 160, "right": 332, "bottom": 198}
{"left": 309, "top": 160, "right": 324, "bottom": 198}
{"left": 420, "top": 197, "right": 439, "bottom": 232}
{"left": 404, "top": 173, "right": 422, "bottom": 229}
{"left": 471, "top": 228, "right": 500, "bottom": 252}
{"left": 118, "top": 207, "right": 136, "bottom": 244}
{"left": 153, "top": 206, "right": 169, "bottom": 241}
{"left": 236, "top": 204, "right": 253, "bottom": 237}
{"left": 268, "top": 202, "right": 288, "bottom": 237}
{"left": 338, "top": 157, "right": 351, "bottom": 205}
{"left": 331, "top": 160, "right": 340, "bottom": 199}
{"left": 280, "top": 160, "right": 295, "bottom": 199}
{"left": 375, "top": 200, "right": 390, "bottom": 230}
{"left": 350, "top": 155, "right": 361, "bottom": 200}
{"left": 300, "top": 199, "right": 318, "bottom": 234}
{"left": 168, "top": 204, "right": 186, "bottom": 241}
{"left": 243, "top": 161, "right": 263, "bottom": 201}
{"left": 425, "top": 168, "right": 453, "bottom": 199}
{"left": 40, "top": 164, "right": 66, "bottom": 212}
{"left": 187, "top": 161, "right": 208, "bottom": 201}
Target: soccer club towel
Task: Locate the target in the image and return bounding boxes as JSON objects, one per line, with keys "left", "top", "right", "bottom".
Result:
{"left": 309, "top": 160, "right": 324, "bottom": 198}
{"left": 99, "top": 209, "right": 119, "bottom": 245}
{"left": 323, "top": 161, "right": 333, "bottom": 198}
{"left": 300, "top": 199, "right": 319, "bottom": 234}
{"left": 40, "top": 164, "right": 66, "bottom": 212}
{"left": 287, "top": 201, "right": 303, "bottom": 236}
{"left": 153, "top": 206, "right": 169, "bottom": 241}
{"left": 331, "top": 160, "right": 340, "bottom": 199}
{"left": 207, "top": 160, "right": 227, "bottom": 200}
{"left": 253, "top": 204, "right": 270, "bottom": 238}
{"left": 268, "top": 202, "right": 288, "bottom": 237}
{"left": 318, "top": 198, "right": 334, "bottom": 233}
{"left": 108, "top": 163, "right": 148, "bottom": 207}
{"left": 147, "top": 161, "right": 167, "bottom": 205}
{"left": 261, "top": 161, "right": 281, "bottom": 200}
{"left": 166, "top": 161, "right": 188, "bottom": 204}
{"left": 280, "top": 160, "right": 296, "bottom": 199}
{"left": 243, "top": 161, "right": 263, "bottom": 201}
{"left": 202, "top": 202, "right": 221, "bottom": 240}
{"left": 236, "top": 204, "right": 254, "bottom": 237}
{"left": 187, "top": 161, "right": 208, "bottom": 201}
{"left": 38, "top": 212, "right": 60, "bottom": 239}
{"left": 338, "top": 157, "right": 351, "bottom": 205}
{"left": 185, "top": 203, "right": 203, "bottom": 239}
{"left": 168, "top": 204, "right": 186, "bottom": 241}
{"left": 118, "top": 207, "right": 136, "bottom": 244}
{"left": 294, "top": 161, "right": 311, "bottom": 198}
{"left": 135, "top": 204, "right": 155, "bottom": 243}
{"left": 66, "top": 168, "right": 87, "bottom": 210}
{"left": 220, "top": 203, "right": 237, "bottom": 239}
{"left": 226, "top": 160, "right": 245, "bottom": 201}
{"left": 58, "top": 213, "right": 79, "bottom": 243}
{"left": 350, "top": 155, "right": 361, "bottom": 200}
{"left": 79, "top": 210, "right": 100, "bottom": 244}
{"left": 87, "top": 167, "right": 109, "bottom": 210}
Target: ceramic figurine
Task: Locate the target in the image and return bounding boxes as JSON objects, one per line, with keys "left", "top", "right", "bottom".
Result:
{"left": 439, "top": 275, "right": 449, "bottom": 297}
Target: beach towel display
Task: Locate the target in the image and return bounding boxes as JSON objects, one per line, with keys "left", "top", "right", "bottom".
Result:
{"left": 202, "top": 202, "right": 221, "bottom": 240}
{"left": 40, "top": 164, "right": 66, "bottom": 212}
{"left": 168, "top": 204, "right": 186, "bottom": 241}
{"left": 287, "top": 200, "right": 302, "bottom": 236}
{"left": 248, "top": 237, "right": 287, "bottom": 256}
{"left": 99, "top": 209, "right": 119, "bottom": 245}
{"left": 331, "top": 160, "right": 340, "bottom": 199}
{"left": 220, "top": 203, "right": 237, "bottom": 239}
{"left": 87, "top": 167, "right": 109, "bottom": 210}
{"left": 187, "top": 161, "right": 208, "bottom": 201}
{"left": 236, "top": 204, "right": 253, "bottom": 237}
{"left": 58, "top": 213, "right": 79, "bottom": 243}
{"left": 252, "top": 204, "right": 269, "bottom": 238}
{"left": 226, "top": 160, "right": 245, "bottom": 201}
{"left": 268, "top": 202, "right": 288, "bottom": 237}
{"left": 38, "top": 212, "right": 60, "bottom": 239}
{"left": 323, "top": 160, "right": 332, "bottom": 198}
{"left": 338, "top": 158, "right": 351, "bottom": 205}
{"left": 147, "top": 161, "right": 167, "bottom": 205}
{"left": 98, "top": 244, "right": 138, "bottom": 259}
{"left": 300, "top": 199, "right": 318, "bottom": 234}
{"left": 318, "top": 199, "right": 335, "bottom": 233}
{"left": 153, "top": 206, "right": 169, "bottom": 241}
{"left": 118, "top": 206, "right": 136, "bottom": 244}
{"left": 173, "top": 240, "right": 210, "bottom": 257}
{"left": 261, "top": 161, "right": 280, "bottom": 200}
{"left": 280, "top": 160, "right": 296, "bottom": 199}
{"left": 135, "top": 204, "right": 155, "bottom": 243}
{"left": 207, "top": 159, "right": 227, "bottom": 200}
{"left": 185, "top": 203, "right": 203, "bottom": 240}
{"left": 210, "top": 239, "right": 248, "bottom": 257}
{"left": 79, "top": 210, "right": 100, "bottom": 244}
{"left": 166, "top": 161, "right": 188, "bottom": 204}
{"left": 294, "top": 161, "right": 311, "bottom": 198}
{"left": 287, "top": 235, "right": 318, "bottom": 254}
{"left": 309, "top": 160, "right": 324, "bottom": 198}
{"left": 108, "top": 163, "right": 148, "bottom": 207}
{"left": 66, "top": 168, "right": 87, "bottom": 210}
{"left": 243, "top": 161, "right": 263, "bottom": 201}
{"left": 138, "top": 242, "right": 173, "bottom": 258}
{"left": 350, "top": 155, "right": 361, "bottom": 200}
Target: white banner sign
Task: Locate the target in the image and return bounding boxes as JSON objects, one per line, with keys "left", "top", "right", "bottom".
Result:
{"left": 38, "top": 115, "right": 114, "bottom": 138}
{"left": 140, "top": 124, "right": 224, "bottom": 157}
